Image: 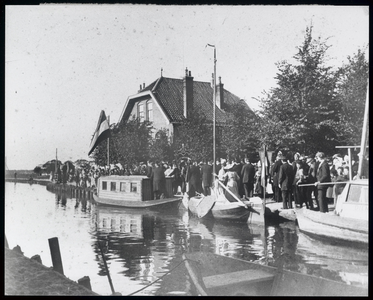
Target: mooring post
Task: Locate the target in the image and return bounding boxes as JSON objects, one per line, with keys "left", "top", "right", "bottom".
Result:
{"left": 77, "top": 276, "right": 92, "bottom": 290}
{"left": 48, "top": 237, "right": 64, "bottom": 275}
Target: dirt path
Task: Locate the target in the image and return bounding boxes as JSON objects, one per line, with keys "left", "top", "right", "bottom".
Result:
{"left": 5, "top": 247, "right": 99, "bottom": 295}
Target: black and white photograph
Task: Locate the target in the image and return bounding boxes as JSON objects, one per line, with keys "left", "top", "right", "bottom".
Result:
{"left": 5, "top": 3, "right": 368, "bottom": 296}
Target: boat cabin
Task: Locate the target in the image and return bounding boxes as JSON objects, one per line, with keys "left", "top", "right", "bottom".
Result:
{"left": 97, "top": 175, "right": 174, "bottom": 202}
{"left": 335, "top": 179, "right": 368, "bottom": 221}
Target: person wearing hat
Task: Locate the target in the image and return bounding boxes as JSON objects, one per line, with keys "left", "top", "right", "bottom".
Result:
{"left": 271, "top": 152, "right": 283, "bottom": 203}
{"left": 305, "top": 157, "right": 317, "bottom": 210}
{"left": 151, "top": 161, "right": 166, "bottom": 200}
{"left": 315, "top": 152, "right": 331, "bottom": 213}
{"left": 278, "top": 154, "right": 294, "bottom": 209}
{"left": 187, "top": 160, "right": 201, "bottom": 197}
{"left": 200, "top": 159, "right": 213, "bottom": 196}
{"left": 241, "top": 157, "right": 256, "bottom": 199}
{"left": 291, "top": 152, "right": 301, "bottom": 207}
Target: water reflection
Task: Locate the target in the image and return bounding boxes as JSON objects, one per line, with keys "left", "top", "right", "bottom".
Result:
{"left": 6, "top": 182, "right": 369, "bottom": 296}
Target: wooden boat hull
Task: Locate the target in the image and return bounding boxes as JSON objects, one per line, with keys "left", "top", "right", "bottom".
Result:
{"left": 93, "top": 194, "right": 182, "bottom": 209}
{"left": 296, "top": 207, "right": 368, "bottom": 244}
{"left": 211, "top": 202, "right": 251, "bottom": 221}
{"left": 184, "top": 252, "right": 367, "bottom": 296}
{"left": 183, "top": 193, "right": 251, "bottom": 221}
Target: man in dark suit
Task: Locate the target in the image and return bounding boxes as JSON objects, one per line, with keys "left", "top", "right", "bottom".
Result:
{"left": 241, "top": 157, "right": 256, "bottom": 199}
{"left": 278, "top": 155, "right": 294, "bottom": 209}
{"left": 271, "top": 152, "right": 283, "bottom": 203}
{"left": 315, "top": 152, "right": 331, "bottom": 213}
{"left": 187, "top": 160, "right": 201, "bottom": 197}
{"left": 200, "top": 160, "right": 213, "bottom": 196}
{"left": 151, "top": 161, "right": 166, "bottom": 199}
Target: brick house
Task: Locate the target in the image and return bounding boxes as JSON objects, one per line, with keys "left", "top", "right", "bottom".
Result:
{"left": 118, "top": 68, "right": 254, "bottom": 137}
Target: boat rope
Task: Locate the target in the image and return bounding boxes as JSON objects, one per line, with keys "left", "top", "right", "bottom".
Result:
{"left": 126, "top": 257, "right": 199, "bottom": 296}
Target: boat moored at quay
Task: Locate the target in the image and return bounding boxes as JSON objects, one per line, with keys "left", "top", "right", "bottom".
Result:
{"left": 296, "top": 178, "right": 368, "bottom": 244}
{"left": 183, "top": 252, "right": 367, "bottom": 296}
{"left": 93, "top": 175, "right": 182, "bottom": 209}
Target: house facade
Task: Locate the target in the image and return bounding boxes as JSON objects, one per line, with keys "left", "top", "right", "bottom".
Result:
{"left": 118, "top": 68, "right": 254, "bottom": 136}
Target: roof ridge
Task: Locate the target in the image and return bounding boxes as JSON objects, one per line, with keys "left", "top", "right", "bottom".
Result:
{"left": 152, "top": 76, "right": 163, "bottom": 91}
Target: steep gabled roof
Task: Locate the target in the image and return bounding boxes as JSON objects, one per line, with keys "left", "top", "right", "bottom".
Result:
{"left": 147, "top": 76, "right": 253, "bottom": 123}
{"left": 119, "top": 75, "right": 253, "bottom": 125}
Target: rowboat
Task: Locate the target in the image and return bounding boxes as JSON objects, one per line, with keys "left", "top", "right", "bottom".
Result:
{"left": 93, "top": 175, "right": 182, "bottom": 209}
{"left": 182, "top": 187, "right": 252, "bottom": 221}
{"left": 296, "top": 179, "right": 368, "bottom": 244}
{"left": 183, "top": 252, "right": 367, "bottom": 296}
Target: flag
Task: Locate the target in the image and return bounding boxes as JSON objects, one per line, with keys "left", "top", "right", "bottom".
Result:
{"left": 88, "top": 110, "right": 111, "bottom": 156}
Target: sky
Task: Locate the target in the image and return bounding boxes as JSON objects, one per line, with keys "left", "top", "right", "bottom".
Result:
{"left": 5, "top": 4, "right": 369, "bottom": 170}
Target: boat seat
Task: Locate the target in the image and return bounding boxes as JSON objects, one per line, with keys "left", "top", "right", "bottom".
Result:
{"left": 203, "top": 269, "right": 275, "bottom": 289}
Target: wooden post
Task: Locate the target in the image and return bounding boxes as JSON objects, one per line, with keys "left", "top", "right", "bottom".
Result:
{"left": 348, "top": 148, "right": 352, "bottom": 181}
{"left": 48, "top": 237, "right": 64, "bottom": 275}
{"left": 77, "top": 276, "right": 92, "bottom": 290}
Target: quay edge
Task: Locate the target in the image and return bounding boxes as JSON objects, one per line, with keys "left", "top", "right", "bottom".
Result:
{"left": 5, "top": 247, "right": 99, "bottom": 296}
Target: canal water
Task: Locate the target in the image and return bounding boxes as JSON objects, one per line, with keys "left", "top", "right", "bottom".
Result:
{"left": 5, "top": 182, "right": 368, "bottom": 296}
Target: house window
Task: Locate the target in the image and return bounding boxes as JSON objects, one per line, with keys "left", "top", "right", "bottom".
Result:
{"left": 130, "top": 182, "right": 138, "bottom": 193}
{"left": 147, "top": 101, "right": 153, "bottom": 122}
{"left": 111, "top": 182, "right": 116, "bottom": 191}
{"left": 120, "top": 182, "right": 126, "bottom": 192}
{"left": 102, "top": 181, "right": 107, "bottom": 190}
{"left": 138, "top": 103, "right": 145, "bottom": 122}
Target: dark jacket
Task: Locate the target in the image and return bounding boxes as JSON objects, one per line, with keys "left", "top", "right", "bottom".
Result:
{"left": 241, "top": 163, "right": 255, "bottom": 183}
{"left": 278, "top": 162, "right": 294, "bottom": 190}
{"left": 316, "top": 160, "right": 331, "bottom": 189}
{"left": 151, "top": 166, "right": 165, "bottom": 191}
{"left": 146, "top": 165, "right": 153, "bottom": 178}
{"left": 187, "top": 165, "right": 201, "bottom": 186}
{"left": 201, "top": 164, "right": 213, "bottom": 186}
{"left": 271, "top": 159, "right": 283, "bottom": 186}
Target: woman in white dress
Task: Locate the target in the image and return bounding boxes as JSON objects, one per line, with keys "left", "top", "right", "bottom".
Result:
{"left": 224, "top": 161, "right": 241, "bottom": 202}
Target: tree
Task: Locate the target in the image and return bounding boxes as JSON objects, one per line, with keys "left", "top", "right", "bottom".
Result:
{"left": 173, "top": 109, "right": 213, "bottom": 161}
{"left": 91, "top": 117, "right": 153, "bottom": 167}
{"left": 334, "top": 48, "right": 369, "bottom": 145}
{"left": 220, "top": 100, "right": 260, "bottom": 160}
{"left": 258, "top": 25, "right": 341, "bottom": 155}
{"left": 149, "top": 128, "right": 173, "bottom": 162}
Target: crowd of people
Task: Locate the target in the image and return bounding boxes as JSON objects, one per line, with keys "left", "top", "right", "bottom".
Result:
{"left": 270, "top": 151, "right": 368, "bottom": 213}
{"left": 52, "top": 150, "right": 368, "bottom": 212}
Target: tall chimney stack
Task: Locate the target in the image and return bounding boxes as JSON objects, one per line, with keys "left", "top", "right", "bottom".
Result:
{"left": 183, "top": 68, "right": 194, "bottom": 118}
{"left": 216, "top": 76, "right": 224, "bottom": 109}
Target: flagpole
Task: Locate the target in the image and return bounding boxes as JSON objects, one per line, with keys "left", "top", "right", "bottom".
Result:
{"left": 55, "top": 148, "right": 58, "bottom": 182}
{"left": 262, "top": 145, "right": 266, "bottom": 225}
{"left": 107, "top": 116, "right": 110, "bottom": 168}
{"left": 207, "top": 44, "right": 216, "bottom": 176}
{"left": 357, "top": 78, "right": 368, "bottom": 179}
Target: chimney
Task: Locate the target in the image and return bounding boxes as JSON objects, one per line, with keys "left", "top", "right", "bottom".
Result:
{"left": 143, "top": 83, "right": 145, "bottom": 89}
{"left": 216, "top": 76, "right": 224, "bottom": 109}
{"left": 139, "top": 84, "right": 142, "bottom": 92}
{"left": 183, "top": 68, "right": 194, "bottom": 118}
